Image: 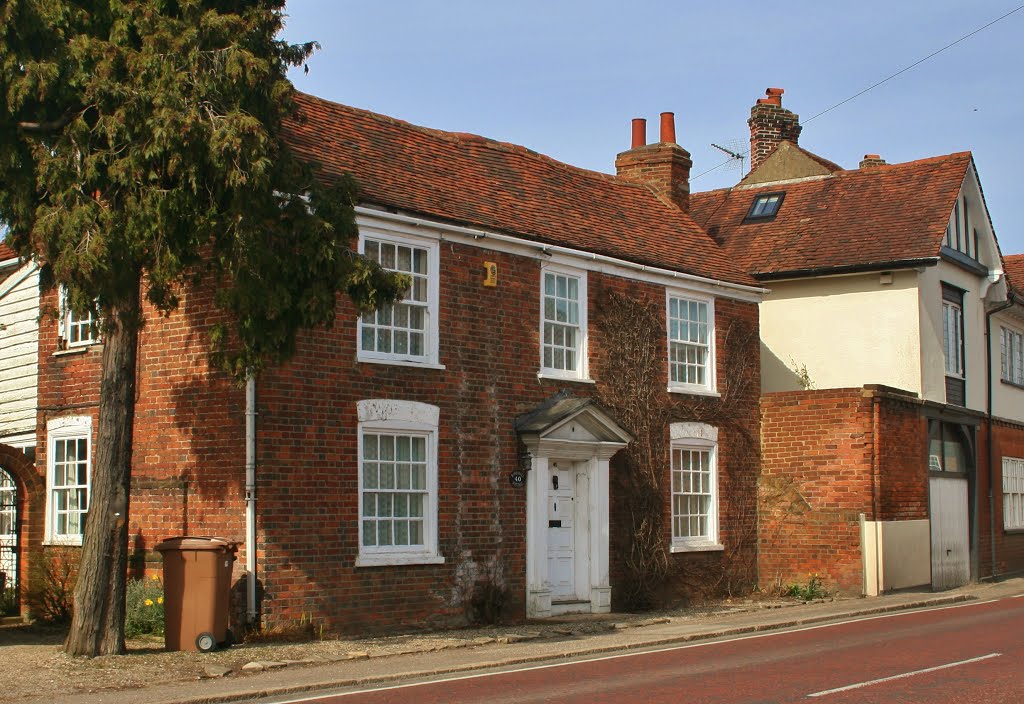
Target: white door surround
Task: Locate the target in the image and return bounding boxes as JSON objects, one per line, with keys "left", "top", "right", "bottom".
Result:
{"left": 517, "top": 397, "right": 631, "bottom": 618}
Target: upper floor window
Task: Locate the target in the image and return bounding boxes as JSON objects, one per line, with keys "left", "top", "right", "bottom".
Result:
{"left": 941, "top": 283, "right": 965, "bottom": 406}
{"left": 540, "top": 266, "right": 587, "bottom": 379}
{"left": 357, "top": 231, "right": 440, "bottom": 366}
{"left": 1004, "top": 457, "right": 1024, "bottom": 530}
{"left": 356, "top": 400, "right": 443, "bottom": 567}
{"left": 943, "top": 196, "right": 979, "bottom": 261}
{"left": 744, "top": 192, "right": 784, "bottom": 222}
{"left": 667, "top": 293, "right": 715, "bottom": 393}
{"left": 669, "top": 423, "right": 720, "bottom": 552}
{"left": 1001, "top": 326, "right": 1024, "bottom": 386}
{"left": 58, "top": 285, "right": 99, "bottom": 348}
{"left": 45, "top": 416, "right": 91, "bottom": 544}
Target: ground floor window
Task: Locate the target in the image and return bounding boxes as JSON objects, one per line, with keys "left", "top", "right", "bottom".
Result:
{"left": 355, "top": 400, "right": 443, "bottom": 566}
{"left": 669, "top": 422, "right": 720, "bottom": 551}
{"left": 45, "top": 416, "right": 92, "bottom": 544}
{"left": 1004, "top": 457, "right": 1024, "bottom": 530}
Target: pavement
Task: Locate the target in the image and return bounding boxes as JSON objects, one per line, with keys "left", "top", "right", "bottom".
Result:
{"left": 58, "top": 576, "right": 1024, "bottom": 704}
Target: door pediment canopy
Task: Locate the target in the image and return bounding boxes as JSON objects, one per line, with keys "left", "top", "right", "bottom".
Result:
{"left": 516, "top": 393, "right": 632, "bottom": 454}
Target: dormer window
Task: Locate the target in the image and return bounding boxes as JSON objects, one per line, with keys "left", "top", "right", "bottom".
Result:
{"left": 744, "top": 193, "right": 785, "bottom": 222}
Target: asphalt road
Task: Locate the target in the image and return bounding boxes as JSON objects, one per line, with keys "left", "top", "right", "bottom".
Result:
{"left": 289, "top": 595, "right": 1024, "bottom": 703}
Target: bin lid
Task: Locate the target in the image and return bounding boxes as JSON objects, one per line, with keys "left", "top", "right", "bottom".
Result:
{"left": 155, "top": 536, "right": 238, "bottom": 553}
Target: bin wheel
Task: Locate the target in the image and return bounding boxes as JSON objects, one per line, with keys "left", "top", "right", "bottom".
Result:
{"left": 222, "top": 628, "right": 235, "bottom": 648}
{"left": 195, "top": 632, "right": 217, "bottom": 653}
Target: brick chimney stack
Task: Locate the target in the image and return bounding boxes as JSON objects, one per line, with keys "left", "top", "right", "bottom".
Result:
{"left": 615, "top": 112, "right": 692, "bottom": 211}
{"left": 859, "top": 154, "right": 887, "bottom": 168}
{"left": 748, "top": 87, "right": 802, "bottom": 172}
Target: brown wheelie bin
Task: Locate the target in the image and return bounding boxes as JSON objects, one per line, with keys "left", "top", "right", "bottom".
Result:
{"left": 155, "top": 536, "right": 237, "bottom": 652}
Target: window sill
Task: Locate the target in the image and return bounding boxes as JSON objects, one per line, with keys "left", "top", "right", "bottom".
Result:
{"left": 1003, "top": 528, "right": 1024, "bottom": 535}
{"left": 54, "top": 345, "right": 96, "bottom": 357}
{"left": 358, "top": 356, "right": 445, "bottom": 371}
{"left": 1000, "top": 379, "right": 1024, "bottom": 391}
{"left": 43, "top": 538, "right": 83, "bottom": 547}
{"left": 355, "top": 553, "right": 445, "bottom": 568}
{"left": 671, "top": 542, "right": 723, "bottom": 553}
{"left": 537, "top": 372, "right": 595, "bottom": 384}
{"left": 667, "top": 386, "right": 720, "bottom": 398}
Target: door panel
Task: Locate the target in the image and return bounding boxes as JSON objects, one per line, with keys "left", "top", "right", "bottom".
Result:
{"left": 929, "top": 475, "right": 969, "bottom": 590}
{"left": 547, "top": 463, "right": 575, "bottom": 600}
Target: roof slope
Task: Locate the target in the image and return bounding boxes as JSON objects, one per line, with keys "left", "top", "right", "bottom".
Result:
{"left": 1005, "top": 254, "right": 1024, "bottom": 296}
{"left": 690, "top": 152, "right": 972, "bottom": 279}
{"left": 284, "top": 93, "right": 755, "bottom": 287}
{"left": 0, "top": 242, "right": 14, "bottom": 261}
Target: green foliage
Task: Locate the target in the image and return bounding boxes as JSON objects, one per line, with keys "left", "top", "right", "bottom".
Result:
{"left": 0, "top": 0, "right": 407, "bottom": 377}
{"left": 786, "top": 574, "right": 828, "bottom": 601}
{"left": 124, "top": 576, "right": 164, "bottom": 637}
{"left": 0, "top": 586, "right": 18, "bottom": 616}
{"left": 26, "top": 547, "right": 78, "bottom": 624}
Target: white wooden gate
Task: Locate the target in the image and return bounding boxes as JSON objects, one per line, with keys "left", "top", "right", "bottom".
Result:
{"left": 929, "top": 475, "right": 969, "bottom": 590}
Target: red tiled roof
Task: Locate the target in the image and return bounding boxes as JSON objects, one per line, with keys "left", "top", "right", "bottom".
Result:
{"left": 0, "top": 241, "right": 15, "bottom": 262}
{"left": 690, "top": 152, "right": 972, "bottom": 278}
{"left": 283, "top": 93, "right": 756, "bottom": 287}
{"left": 1005, "top": 254, "right": 1024, "bottom": 296}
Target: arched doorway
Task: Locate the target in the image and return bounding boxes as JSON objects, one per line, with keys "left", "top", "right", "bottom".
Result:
{"left": 0, "top": 468, "right": 16, "bottom": 596}
{"left": 0, "top": 444, "right": 44, "bottom": 617}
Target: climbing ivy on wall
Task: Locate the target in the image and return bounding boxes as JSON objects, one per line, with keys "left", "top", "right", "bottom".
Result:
{"left": 594, "top": 289, "right": 761, "bottom": 609}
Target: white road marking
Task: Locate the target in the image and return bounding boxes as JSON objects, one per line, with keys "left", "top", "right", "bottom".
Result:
{"left": 266, "top": 596, "right": 1021, "bottom": 703}
{"left": 806, "top": 653, "right": 1002, "bottom": 698}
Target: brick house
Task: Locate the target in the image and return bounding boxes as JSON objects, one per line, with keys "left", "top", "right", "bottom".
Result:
{"left": 691, "top": 88, "right": 1024, "bottom": 595}
{"left": 5, "top": 93, "right": 765, "bottom": 629}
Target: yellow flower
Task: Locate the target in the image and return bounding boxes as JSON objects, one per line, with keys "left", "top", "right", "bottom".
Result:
{"left": 151, "top": 574, "right": 159, "bottom": 581}
{"left": 157, "top": 597, "right": 163, "bottom": 605}
{"left": 145, "top": 599, "right": 154, "bottom": 607}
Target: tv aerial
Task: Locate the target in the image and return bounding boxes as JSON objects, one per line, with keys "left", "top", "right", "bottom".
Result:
{"left": 711, "top": 140, "right": 746, "bottom": 178}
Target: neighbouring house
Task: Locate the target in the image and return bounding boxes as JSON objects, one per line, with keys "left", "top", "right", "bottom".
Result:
{"left": 5, "top": 93, "right": 766, "bottom": 629}
{"left": 0, "top": 241, "right": 40, "bottom": 598}
{"left": 691, "top": 87, "right": 1024, "bottom": 595}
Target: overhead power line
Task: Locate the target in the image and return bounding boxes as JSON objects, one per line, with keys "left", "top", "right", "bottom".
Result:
{"left": 691, "top": 3, "right": 1024, "bottom": 182}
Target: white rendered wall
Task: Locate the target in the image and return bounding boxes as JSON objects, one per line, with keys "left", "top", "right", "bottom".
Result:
{"left": 760, "top": 270, "right": 922, "bottom": 394}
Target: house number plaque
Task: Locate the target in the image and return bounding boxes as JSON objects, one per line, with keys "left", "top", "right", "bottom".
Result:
{"left": 508, "top": 469, "right": 526, "bottom": 488}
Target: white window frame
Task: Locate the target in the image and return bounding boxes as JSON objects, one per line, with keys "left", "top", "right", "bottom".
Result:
{"left": 58, "top": 285, "right": 100, "bottom": 348}
{"left": 539, "top": 263, "right": 589, "bottom": 380}
{"left": 357, "top": 229, "right": 441, "bottom": 368}
{"left": 1001, "top": 326, "right": 1024, "bottom": 386}
{"left": 669, "top": 422, "right": 721, "bottom": 552}
{"left": 666, "top": 291, "right": 716, "bottom": 394}
{"left": 45, "top": 416, "right": 92, "bottom": 545}
{"left": 355, "top": 400, "right": 443, "bottom": 567}
{"left": 1004, "top": 457, "right": 1024, "bottom": 530}
{"left": 942, "top": 299, "right": 964, "bottom": 378}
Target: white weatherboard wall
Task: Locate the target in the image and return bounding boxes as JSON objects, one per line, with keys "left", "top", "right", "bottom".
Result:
{"left": 760, "top": 270, "right": 922, "bottom": 393}
{"left": 0, "top": 261, "right": 39, "bottom": 446}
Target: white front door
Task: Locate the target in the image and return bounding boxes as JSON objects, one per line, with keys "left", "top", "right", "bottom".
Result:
{"left": 547, "top": 461, "right": 576, "bottom": 600}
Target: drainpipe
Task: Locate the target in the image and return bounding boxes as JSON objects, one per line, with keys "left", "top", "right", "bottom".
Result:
{"left": 985, "top": 293, "right": 1014, "bottom": 581}
{"left": 870, "top": 390, "right": 883, "bottom": 596}
{"left": 245, "top": 376, "right": 258, "bottom": 625}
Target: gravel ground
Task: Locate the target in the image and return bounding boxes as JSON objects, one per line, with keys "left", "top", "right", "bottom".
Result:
{"left": 0, "top": 597, "right": 803, "bottom": 702}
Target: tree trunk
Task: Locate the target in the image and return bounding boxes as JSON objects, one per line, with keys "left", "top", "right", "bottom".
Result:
{"left": 64, "top": 286, "right": 141, "bottom": 657}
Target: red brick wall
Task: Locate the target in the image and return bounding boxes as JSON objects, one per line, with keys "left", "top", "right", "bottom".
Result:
{"left": 985, "top": 418, "right": 1024, "bottom": 577}
{"left": 759, "top": 388, "right": 930, "bottom": 595}
{"left": 759, "top": 389, "right": 872, "bottom": 594}
{"left": 35, "top": 239, "right": 760, "bottom": 633}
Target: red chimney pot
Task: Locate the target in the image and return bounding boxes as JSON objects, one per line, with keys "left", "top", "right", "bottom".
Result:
{"left": 660, "top": 112, "right": 676, "bottom": 144}
{"left": 631, "top": 118, "right": 647, "bottom": 149}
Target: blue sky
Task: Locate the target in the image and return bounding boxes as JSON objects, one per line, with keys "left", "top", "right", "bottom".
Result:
{"left": 280, "top": 1, "right": 1024, "bottom": 258}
